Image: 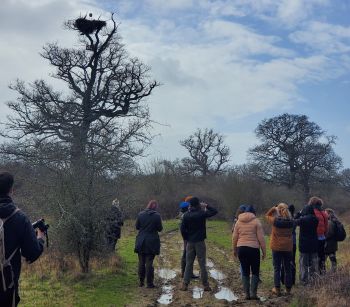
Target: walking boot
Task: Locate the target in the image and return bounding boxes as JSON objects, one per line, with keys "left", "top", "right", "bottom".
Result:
{"left": 286, "top": 287, "right": 292, "bottom": 295}
{"left": 180, "top": 283, "right": 188, "bottom": 291}
{"left": 203, "top": 284, "right": 212, "bottom": 292}
{"left": 139, "top": 279, "right": 144, "bottom": 287}
{"left": 250, "top": 275, "right": 260, "bottom": 300}
{"left": 271, "top": 287, "right": 281, "bottom": 296}
{"left": 242, "top": 276, "right": 250, "bottom": 300}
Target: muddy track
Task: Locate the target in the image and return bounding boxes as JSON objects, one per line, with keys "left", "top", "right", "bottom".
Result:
{"left": 129, "top": 229, "right": 293, "bottom": 307}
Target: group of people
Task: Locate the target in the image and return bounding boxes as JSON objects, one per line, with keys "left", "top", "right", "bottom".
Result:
{"left": 134, "top": 195, "right": 346, "bottom": 301}
{"left": 134, "top": 196, "right": 218, "bottom": 290}
{"left": 232, "top": 196, "right": 345, "bottom": 300}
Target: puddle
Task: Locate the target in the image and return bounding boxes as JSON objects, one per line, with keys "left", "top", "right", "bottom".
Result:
{"left": 157, "top": 285, "right": 174, "bottom": 305}
{"left": 158, "top": 269, "right": 176, "bottom": 280}
{"left": 206, "top": 259, "right": 214, "bottom": 268}
{"left": 215, "top": 287, "right": 238, "bottom": 302}
{"left": 260, "top": 296, "right": 267, "bottom": 302}
{"left": 192, "top": 286, "right": 204, "bottom": 299}
{"left": 209, "top": 269, "right": 226, "bottom": 281}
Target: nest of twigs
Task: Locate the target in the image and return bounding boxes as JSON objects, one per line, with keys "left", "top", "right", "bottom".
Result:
{"left": 74, "top": 17, "right": 106, "bottom": 35}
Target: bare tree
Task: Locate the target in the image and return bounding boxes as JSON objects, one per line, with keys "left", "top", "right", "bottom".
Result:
{"left": 338, "top": 168, "right": 350, "bottom": 192}
{"left": 0, "top": 14, "right": 159, "bottom": 272}
{"left": 180, "top": 128, "right": 230, "bottom": 176}
{"left": 249, "top": 113, "right": 342, "bottom": 200}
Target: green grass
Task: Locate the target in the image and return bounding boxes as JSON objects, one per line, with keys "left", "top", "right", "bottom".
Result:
{"left": 20, "top": 230, "right": 139, "bottom": 307}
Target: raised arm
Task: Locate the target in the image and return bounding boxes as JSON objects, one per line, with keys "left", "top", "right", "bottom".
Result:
{"left": 204, "top": 205, "right": 218, "bottom": 218}
{"left": 265, "top": 207, "right": 276, "bottom": 225}
{"left": 20, "top": 216, "right": 44, "bottom": 263}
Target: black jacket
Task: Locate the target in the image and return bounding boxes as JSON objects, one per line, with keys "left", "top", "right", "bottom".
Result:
{"left": 134, "top": 209, "right": 162, "bottom": 255}
{"left": 325, "top": 218, "right": 338, "bottom": 254}
{"left": 180, "top": 205, "right": 218, "bottom": 243}
{"left": 295, "top": 210, "right": 319, "bottom": 253}
{"left": 0, "top": 197, "right": 44, "bottom": 289}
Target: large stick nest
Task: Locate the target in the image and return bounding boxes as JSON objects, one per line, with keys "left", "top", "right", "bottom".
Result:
{"left": 74, "top": 17, "right": 107, "bottom": 35}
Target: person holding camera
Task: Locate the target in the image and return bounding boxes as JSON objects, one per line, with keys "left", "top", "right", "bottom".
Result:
{"left": 0, "top": 172, "right": 45, "bottom": 306}
{"left": 180, "top": 197, "right": 218, "bottom": 291}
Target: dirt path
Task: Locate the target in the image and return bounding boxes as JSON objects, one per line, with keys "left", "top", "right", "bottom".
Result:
{"left": 128, "top": 229, "right": 293, "bottom": 307}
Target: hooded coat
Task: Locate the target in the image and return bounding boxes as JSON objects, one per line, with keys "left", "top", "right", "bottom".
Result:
{"left": 134, "top": 209, "right": 163, "bottom": 255}
{"left": 232, "top": 212, "right": 266, "bottom": 252}
{"left": 0, "top": 196, "right": 44, "bottom": 294}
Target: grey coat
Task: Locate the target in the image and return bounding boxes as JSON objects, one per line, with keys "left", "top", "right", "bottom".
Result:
{"left": 134, "top": 209, "right": 163, "bottom": 255}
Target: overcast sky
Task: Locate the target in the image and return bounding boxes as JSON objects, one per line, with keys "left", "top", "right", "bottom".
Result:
{"left": 1, "top": 0, "right": 350, "bottom": 167}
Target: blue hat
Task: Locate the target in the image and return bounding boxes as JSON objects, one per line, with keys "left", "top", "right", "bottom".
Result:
{"left": 238, "top": 205, "right": 247, "bottom": 211}
{"left": 179, "top": 201, "right": 189, "bottom": 209}
{"left": 245, "top": 205, "right": 256, "bottom": 214}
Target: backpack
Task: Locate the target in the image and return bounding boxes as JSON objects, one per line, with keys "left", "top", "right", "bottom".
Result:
{"left": 0, "top": 208, "right": 20, "bottom": 293}
{"left": 334, "top": 220, "right": 347, "bottom": 242}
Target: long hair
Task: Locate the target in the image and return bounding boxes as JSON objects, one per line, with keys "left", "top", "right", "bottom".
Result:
{"left": 146, "top": 200, "right": 158, "bottom": 210}
{"left": 276, "top": 203, "right": 292, "bottom": 219}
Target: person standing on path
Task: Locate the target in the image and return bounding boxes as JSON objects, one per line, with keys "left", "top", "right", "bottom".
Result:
{"left": 265, "top": 203, "right": 294, "bottom": 296}
{"left": 232, "top": 205, "right": 266, "bottom": 300}
{"left": 295, "top": 204, "right": 319, "bottom": 285}
{"left": 0, "top": 171, "right": 45, "bottom": 307}
{"left": 180, "top": 197, "right": 218, "bottom": 291}
{"left": 134, "top": 200, "right": 163, "bottom": 288}
{"left": 324, "top": 208, "right": 343, "bottom": 271}
{"left": 309, "top": 197, "right": 328, "bottom": 274}
{"left": 105, "top": 198, "right": 124, "bottom": 252}
{"left": 178, "top": 199, "right": 198, "bottom": 279}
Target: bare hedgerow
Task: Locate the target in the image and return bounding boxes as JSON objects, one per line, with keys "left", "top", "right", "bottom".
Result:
{"left": 294, "top": 265, "right": 350, "bottom": 307}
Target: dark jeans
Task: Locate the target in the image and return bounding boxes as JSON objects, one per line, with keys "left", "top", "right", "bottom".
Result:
{"left": 281, "top": 244, "right": 296, "bottom": 285}
{"left": 181, "top": 240, "right": 195, "bottom": 277}
{"left": 184, "top": 241, "right": 208, "bottom": 285}
{"left": 138, "top": 253, "right": 155, "bottom": 286}
{"left": 0, "top": 286, "right": 19, "bottom": 307}
{"left": 318, "top": 240, "right": 326, "bottom": 274}
{"left": 237, "top": 246, "right": 260, "bottom": 277}
{"left": 273, "top": 251, "right": 293, "bottom": 289}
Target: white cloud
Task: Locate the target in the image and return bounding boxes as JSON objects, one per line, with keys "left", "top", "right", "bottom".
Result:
{"left": 290, "top": 21, "right": 350, "bottom": 54}
{"left": 0, "top": 0, "right": 347, "bottom": 165}
{"left": 200, "top": 0, "right": 330, "bottom": 27}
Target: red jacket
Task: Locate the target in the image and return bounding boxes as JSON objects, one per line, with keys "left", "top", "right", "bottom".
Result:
{"left": 314, "top": 208, "right": 328, "bottom": 237}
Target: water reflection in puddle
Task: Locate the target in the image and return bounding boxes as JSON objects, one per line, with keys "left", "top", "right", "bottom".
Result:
{"left": 215, "top": 287, "right": 238, "bottom": 302}
{"left": 158, "top": 269, "right": 177, "bottom": 280}
{"left": 209, "top": 269, "right": 226, "bottom": 281}
{"left": 192, "top": 286, "right": 204, "bottom": 299}
{"left": 206, "top": 259, "right": 214, "bottom": 268}
{"left": 157, "top": 285, "right": 174, "bottom": 305}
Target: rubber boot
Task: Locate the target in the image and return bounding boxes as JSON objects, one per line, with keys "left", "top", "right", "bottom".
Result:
{"left": 250, "top": 275, "right": 260, "bottom": 300}
{"left": 242, "top": 276, "right": 250, "bottom": 300}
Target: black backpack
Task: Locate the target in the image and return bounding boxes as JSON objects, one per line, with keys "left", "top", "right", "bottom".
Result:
{"left": 334, "top": 220, "right": 347, "bottom": 242}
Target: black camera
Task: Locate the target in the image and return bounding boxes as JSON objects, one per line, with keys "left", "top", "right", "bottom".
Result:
{"left": 32, "top": 219, "right": 49, "bottom": 232}
{"left": 32, "top": 219, "right": 50, "bottom": 247}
